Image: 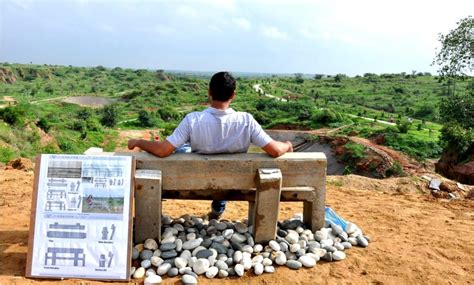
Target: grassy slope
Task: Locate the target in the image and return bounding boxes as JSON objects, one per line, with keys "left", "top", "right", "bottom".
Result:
{"left": 0, "top": 64, "right": 471, "bottom": 163}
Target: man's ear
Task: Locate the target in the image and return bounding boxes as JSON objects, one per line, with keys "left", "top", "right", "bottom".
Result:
{"left": 229, "top": 91, "right": 236, "bottom": 100}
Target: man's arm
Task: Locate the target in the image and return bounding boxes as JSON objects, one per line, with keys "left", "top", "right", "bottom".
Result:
{"left": 262, "top": 140, "right": 293, "bottom": 158}
{"left": 128, "top": 139, "right": 176, "bottom": 158}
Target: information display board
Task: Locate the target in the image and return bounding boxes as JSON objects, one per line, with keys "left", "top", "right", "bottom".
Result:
{"left": 26, "top": 154, "right": 134, "bottom": 281}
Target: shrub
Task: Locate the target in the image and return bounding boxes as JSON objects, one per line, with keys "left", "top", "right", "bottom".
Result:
{"left": 397, "top": 119, "right": 411, "bottom": 133}
{"left": 138, "top": 110, "right": 154, "bottom": 127}
{"left": 344, "top": 143, "right": 366, "bottom": 159}
{"left": 100, "top": 105, "right": 118, "bottom": 127}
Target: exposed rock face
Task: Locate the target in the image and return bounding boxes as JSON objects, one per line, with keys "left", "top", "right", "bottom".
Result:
{"left": 436, "top": 149, "right": 474, "bottom": 185}
{"left": 6, "top": 158, "right": 34, "bottom": 171}
{"left": 0, "top": 68, "right": 17, "bottom": 84}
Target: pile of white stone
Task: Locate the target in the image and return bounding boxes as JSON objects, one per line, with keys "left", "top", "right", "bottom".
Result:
{"left": 131, "top": 214, "right": 369, "bottom": 285}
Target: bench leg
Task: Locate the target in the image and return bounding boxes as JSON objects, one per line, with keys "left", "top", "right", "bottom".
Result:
{"left": 134, "top": 170, "right": 162, "bottom": 243}
{"left": 247, "top": 201, "right": 255, "bottom": 226}
{"left": 253, "top": 168, "right": 282, "bottom": 244}
{"left": 303, "top": 186, "right": 326, "bottom": 232}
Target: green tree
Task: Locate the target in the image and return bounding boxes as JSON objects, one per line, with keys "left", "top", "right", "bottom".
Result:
{"left": 433, "top": 16, "right": 473, "bottom": 94}
{"left": 100, "top": 105, "right": 118, "bottom": 127}
{"left": 138, "top": 110, "right": 154, "bottom": 127}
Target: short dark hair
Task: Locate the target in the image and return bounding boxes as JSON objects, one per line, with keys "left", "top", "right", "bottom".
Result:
{"left": 209, "top": 71, "right": 236, "bottom": 102}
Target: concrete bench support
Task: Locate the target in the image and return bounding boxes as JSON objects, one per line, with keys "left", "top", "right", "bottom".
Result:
{"left": 253, "top": 168, "right": 282, "bottom": 244}
{"left": 124, "top": 152, "right": 326, "bottom": 241}
{"left": 134, "top": 169, "right": 162, "bottom": 243}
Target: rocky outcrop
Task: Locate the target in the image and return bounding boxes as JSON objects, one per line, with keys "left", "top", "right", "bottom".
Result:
{"left": 0, "top": 68, "right": 17, "bottom": 84}
{"left": 435, "top": 149, "right": 474, "bottom": 185}
{"left": 6, "top": 158, "right": 34, "bottom": 171}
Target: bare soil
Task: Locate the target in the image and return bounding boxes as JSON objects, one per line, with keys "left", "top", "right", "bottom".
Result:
{"left": 1, "top": 169, "right": 473, "bottom": 285}
{"left": 63, "top": 96, "right": 114, "bottom": 107}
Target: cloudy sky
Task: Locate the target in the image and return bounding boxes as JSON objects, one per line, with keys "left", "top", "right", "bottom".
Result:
{"left": 0, "top": 0, "right": 472, "bottom": 75}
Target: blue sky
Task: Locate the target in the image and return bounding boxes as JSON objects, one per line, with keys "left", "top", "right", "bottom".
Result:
{"left": 0, "top": 0, "right": 472, "bottom": 75}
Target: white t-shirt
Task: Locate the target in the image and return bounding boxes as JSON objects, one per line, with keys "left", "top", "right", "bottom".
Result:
{"left": 167, "top": 107, "right": 273, "bottom": 154}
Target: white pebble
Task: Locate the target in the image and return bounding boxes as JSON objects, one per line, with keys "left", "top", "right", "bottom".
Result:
{"left": 133, "top": 267, "right": 145, "bottom": 279}
{"left": 174, "top": 257, "right": 187, "bottom": 269}
{"left": 193, "top": 258, "right": 210, "bottom": 275}
{"left": 144, "top": 274, "right": 162, "bottom": 285}
{"left": 144, "top": 239, "right": 158, "bottom": 251}
{"left": 298, "top": 255, "right": 316, "bottom": 268}
{"left": 269, "top": 240, "right": 281, "bottom": 251}
{"left": 205, "top": 266, "right": 219, "bottom": 278}
{"left": 333, "top": 251, "right": 346, "bottom": 261}
{"left": 254, "top": 263, "right": 264, "bottom": 275}
{"left": 156, "top": 263, "right": 171, "bottom": 275}
{"left": 254, "top": 244, "right": 263, "bottom": 253}
{"left": 234, "top": 264, "right": 245, "bottom": 276}
{"left": 263, "top": 257, "right": 272, "bottom": 266}
{"left": 264, "top": 265, "right": 275, "bottom": 273}
{"left": 150, "top": 256, "right": 163, "bottom": 267}
{"left": 275, "top": 251, "right": 287, "bottom": 265}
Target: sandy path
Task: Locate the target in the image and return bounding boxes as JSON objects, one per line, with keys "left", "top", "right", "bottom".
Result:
{"left": 0, "top": 170, "right": 472, "bottom": 285}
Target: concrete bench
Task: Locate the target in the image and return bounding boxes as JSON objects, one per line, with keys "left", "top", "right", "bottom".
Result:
{"left": 131, "top": 152, "right": 326, "bottom": 244}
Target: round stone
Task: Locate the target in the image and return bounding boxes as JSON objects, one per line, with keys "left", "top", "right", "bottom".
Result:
{"left": 133, "top": 267, "right": 145, "bottom": 279}
{"left": 215, "top": 260, "right": 228, "bottom": 270}
{"left": 186, "top": 233, "right": 196, "bottom": 240}
{"left": 205, "top": 266, "right": 219, "bottom": 278}
{"left": 233, "top": 251, "right": 243, "bottom": 263}
{"left": 242, "top": 245, "right": 253, "bottom": 253}
{"left": 183, "top": 238, "right": 203, "bottom": 250}
{"left": 132, "top": 247, "right": 140, "bottom": 260}
{"left": 356, "top": 236, "right": 369, "bottom": 247}
{"left": 140, "top": 249, "right": 153, "bottom": 260}
{"left": 275, "top": 251, "right": 287, "bottom": 265}
{"left": 153, "top": 249, "right": 161, "bottom": 257}
{"left": 144, "top": 274, "right": 162, "bottom": 285}
{"left": 222, "top": 229, "right": 234, "bottom": 239}
{"left": 144, "top": 239, "right": 158, "bottom": 251}
{"left": 269, "top": 240, "right": 280, "bottom": 251}
{"left": 289, "top": 243, "right": 301, "bottom": 253}
{"left": 286, "top": 260, "right": 302, "bottom": 270}
{"left": 281, "top": 219, "right": 304, "bottom": 230}
{"left": 150, "top": 256, "right": 162, "bottom": 267}
{"left": 161, "top": 236, "right": 176, "bottom": 244}
{"left": 130, "top": 266, "right": 136, "bottom": 275}
{"left": 254, "top": 263, "right": 264, "bottom": 275}
{"left": 333, "top": 251, "right": 346, "bottom": 261}
{"left": 322, "top": 252, "right": 333, "bottom": 262}
{"left": 162, "top": 216, "right": 173, "bottom": 225}
{"left": 182, "top": 274, "right": 198, "bottom": 285}
{"left": 146, "top": 268, "right": 156, "bottom": 277}
{"left": 231, "top": 233, "right": 247, "bottom": 244}
{"left": 234, "top": 222, "right": 248, "bottom": 233}
{"left": 279, "top": 242, "right": 289, "bottom": 252}
{"left": 193, "top": 258, "right": 210, "bottom": 275}
{"left": 157, "top": 263, "right": 172, "bottom": 275}
{"left": 314, "top": 230, "right": 328, "bottom": 242}
{"left": 218, "top": 269, "right": 229, "bottom": 278}
{"left": 174, "top": 257, "right": 187, "bottom": 269}
{"left": 320, "top": 239, "right": 334, "bottom": 248}
{"left": 264, "top": 265, "right": 275, "bottom": 273}
{"left": 176, "top": 239, "right": 183, "bottom": 252}
{"left": 160, "top": 242, "right": 176, "bottom": 251}
{"left": 342, "top": 242, "right": 352, "bottom": 249}
{"left": 141, "top": 259, "right": 151, "bottom": 269}
{"left": 216, "top": 222, "right": 227, "bottom": 231}
{"left": 161, "top": 250, "right": 178, "bottom": 259}
{"left": 180, "top": 250, "right": 192, "bottom": 259}
{"left": 334, "top": 243, "right": 345, "bottom": 251}
{"left": 234, "top": 264, "right": 245, "bottom": 277}
{"left": 345, "top": 222, "right": 358, "bottom": 234}
{"left": 167, "top": 267, "right": 179, "bottom": 277}
{"left": 285, "top": 232, "right": 299, "bottom": 244}
{"left": 263, "top": 257, "right": 272, "bottom": 266}
{"left": 210, "top": 242, "right": 228, "bottom": 254}
{"left": 196, "top": 249, "right": 213, "bottom": 259}
{"left": 254, "top": 244, "right": 263, "bottom": 253}
{"left": 252, "top": 255, "right": 264, "bottom": 265}
{"left": 298, "top": 256, "right": 316, "bottom": 268}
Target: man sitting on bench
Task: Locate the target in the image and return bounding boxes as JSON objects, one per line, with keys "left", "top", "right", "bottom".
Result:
{"left": 128, "top": 71, "right": 293, "bottom": 219}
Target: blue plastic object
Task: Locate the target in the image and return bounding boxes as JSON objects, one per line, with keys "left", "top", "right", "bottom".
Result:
{"left": 175, "top": 143, "right": 192, "bottom": 153}
{"left": 325, "top": 207, "right": 347, "bottom": 230}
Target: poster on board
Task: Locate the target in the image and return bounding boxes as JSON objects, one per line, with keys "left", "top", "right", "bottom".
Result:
{"left": 26, "top": 154, "right": 134, "bottom": 281}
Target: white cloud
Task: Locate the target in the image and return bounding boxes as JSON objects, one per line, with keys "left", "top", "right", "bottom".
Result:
{"left": 153, "top": 24, "right": 173, "bottom": 36}
{"left": 176, "top": 5, "right": 198, "bottom": 18}
{"left": 260, "top": 25, "right": 287, "bottom": 40}
{"left": 208, "top": 25, "right": 222, "bottom": 33}
{"left": 232, "top": 17, "right": 251, "bottom": 30}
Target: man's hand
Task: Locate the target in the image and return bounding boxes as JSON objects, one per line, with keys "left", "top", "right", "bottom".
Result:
{"left": 285, "top": 141, "right": 293, "bottom": 152}
{"left": 128, "top": 139, "right": 139, "bottom": 150}
{"left": 262, "top": 140, "right": 294, "bottom": 158}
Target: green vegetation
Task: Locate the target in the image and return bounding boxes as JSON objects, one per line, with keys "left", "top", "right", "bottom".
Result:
{"left": 0, "top": 62, "right": 471, "bottom": 163}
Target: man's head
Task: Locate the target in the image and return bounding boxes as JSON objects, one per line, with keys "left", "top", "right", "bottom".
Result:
{"left": 209, "top": 71, "right": 236, "bottom": 102}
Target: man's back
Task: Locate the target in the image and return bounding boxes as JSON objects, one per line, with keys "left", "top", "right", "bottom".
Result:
{"left": 167, "top": 107, "right": 272, "bottom": 154}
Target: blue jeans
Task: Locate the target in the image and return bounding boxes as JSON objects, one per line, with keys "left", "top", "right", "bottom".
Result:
{"left": 211, "top": 200, "right": 227, "bottom": 214}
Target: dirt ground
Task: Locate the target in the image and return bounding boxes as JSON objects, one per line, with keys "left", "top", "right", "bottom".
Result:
{"left": 0, "top": 169, "right": 473, "bottom": 285}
